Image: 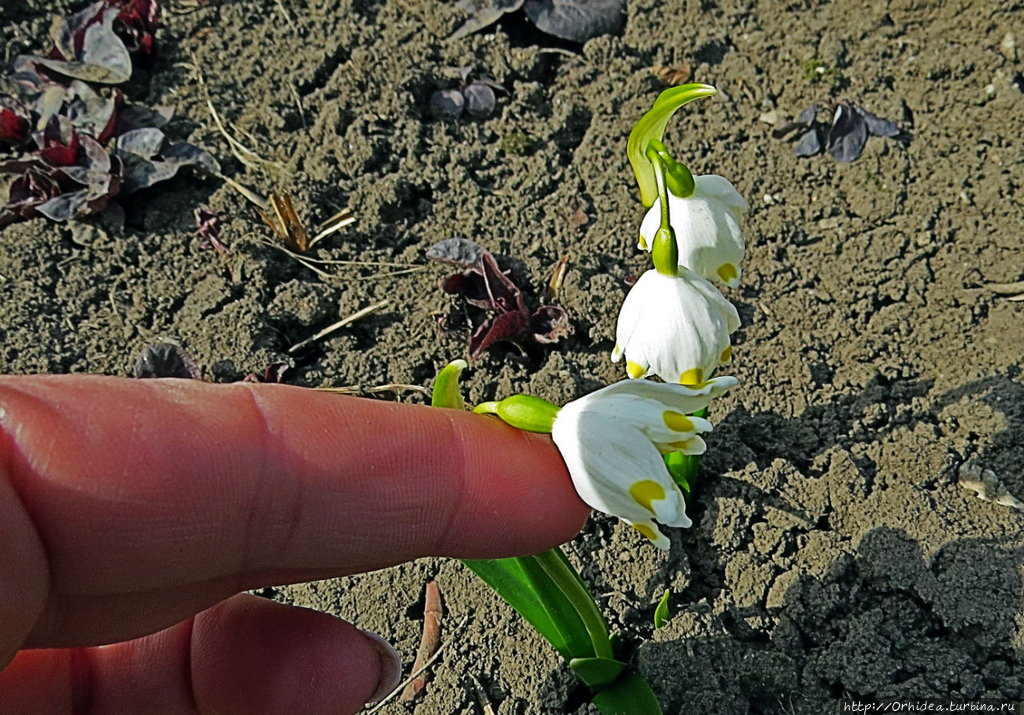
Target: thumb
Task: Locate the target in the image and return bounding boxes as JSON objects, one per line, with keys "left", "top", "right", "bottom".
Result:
{"left": 0, "top": 593, "right": 403, "bottom": 715}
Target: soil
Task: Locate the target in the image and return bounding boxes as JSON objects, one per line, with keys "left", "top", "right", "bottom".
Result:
{"left": 3, "top": 0, "right": 1024, "bottom": 712}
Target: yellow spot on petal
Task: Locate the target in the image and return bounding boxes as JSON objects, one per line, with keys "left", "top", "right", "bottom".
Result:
{"left": 667, "top": 438, "right": 701, "bottom": 452}
{"left": 663, "top": 410, "right": 694, "bottom": 433}
{"left": 679, "top": 368, "right": 704, "bottom": 385}
{"left": 717, "top": 263, "right": 738, "bottom": 284}
{"left": 630, "top": 480, "right": 666, "bottom": 514}
{"left": 627, "top": 360, "right": 646, "bottom": 379}
{"left": 638, "top": 232, "right": 648, "bottom": 250}
{"left": 720, "top": 346, "right": 732, "bottom": 364}
{"left": 633, "top": 523, "right": 659, "bottom": 542}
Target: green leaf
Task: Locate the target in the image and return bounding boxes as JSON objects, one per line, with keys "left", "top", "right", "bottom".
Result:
{"left": 569, "top": 657, "right": 627, "bottom": 688}
{"left": 627, "top": 84, "right": 717, "bottom": 207}
{"left": 591, "top": 670, "right": 665, "bottom": 715}
{"left": 663, "top": 450, "right": 697, "bottom": 494}
{"left": 432, "top": 359, "right": 468, "bottom": 409}
{"left": 461, "top": 555, "right": 596, "bottom": 661}
{"left": 653, "top": 589, "right": 671, "bottom": 629}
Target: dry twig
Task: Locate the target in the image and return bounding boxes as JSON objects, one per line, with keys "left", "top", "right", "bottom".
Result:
{"left": 287, "top": 299, "right": 389, "bottom": 354}
{"left": 400, "top": 580, "right": 444, "bottom": 702}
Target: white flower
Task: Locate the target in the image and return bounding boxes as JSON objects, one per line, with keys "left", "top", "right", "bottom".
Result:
{"left": 638, "top": 174, "right": 747, "bottom": 287}
{"left": 551, "top": 376, "right": 737, "bottom": 549}
{"left": 612, "top": 268, "right": 740, "bottom": 385}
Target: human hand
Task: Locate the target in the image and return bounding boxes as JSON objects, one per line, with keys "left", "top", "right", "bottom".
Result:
{"left": 0, "top": 375, "right": 589, "bottom": 714}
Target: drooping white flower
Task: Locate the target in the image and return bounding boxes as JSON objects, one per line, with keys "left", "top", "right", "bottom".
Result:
{"left": 551, "top": 376, "right": 737, "bottom": 549}
{"left": 612, "top": 268, "right": 740, "bottom": 385}
{"left": 637, "top": 174, "right": 747, "bottom": 287}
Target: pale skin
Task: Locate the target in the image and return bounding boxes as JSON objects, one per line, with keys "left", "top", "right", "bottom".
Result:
{"left": 0, "top": 375, "right": 590, "bottom": 715}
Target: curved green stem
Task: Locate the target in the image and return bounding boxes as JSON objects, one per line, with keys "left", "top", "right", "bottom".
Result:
{"left": 644, "top": 146, "right": 678, "bottom": 276}
{"left": 533, "top": 549, "right": 614, "bottom": 660}
{"left": 647, "top": 139, "right": 694, "bottom": 198}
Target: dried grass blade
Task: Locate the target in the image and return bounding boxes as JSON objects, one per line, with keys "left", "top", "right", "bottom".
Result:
{"left": 400, "top": 580, "right": 444, "bottom": 701}
{"left": 287, "top": 299, "right": 389, "bottom": 354}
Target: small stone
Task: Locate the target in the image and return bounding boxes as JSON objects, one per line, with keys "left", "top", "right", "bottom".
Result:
{"left": 818, "top": 216, "right": 841, "bottom": 229}
{"left": 1000, "top": 32, "right": 1017, "bottom": 61}
{"left": 758, "top": 109, "right": 778, "bottom": 125}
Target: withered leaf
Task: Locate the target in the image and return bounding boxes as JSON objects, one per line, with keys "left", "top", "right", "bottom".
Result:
{"left": 523, "top": 0, "right": 625, "bottom": 42}
{"left": 426, "top": 237, "right": 486, "bottom": 268}
{"left": 429, "top": 238, "right": 573, "bottom": 361}
{"left": 861, "top": 108, "right": 899, "bottom": 137}
{"left": 35, "top": 6, "right": 132, "bottom": 84}
{"left": 134, "top": 342, "right": 201, "bottom": 379}
{"left": 793, "top": 127, "right": 822, "bottom": 157}
{"left": 450, "top": 0, "right": 525, "bottom": 41}
{"left": 827, "top": 103, "right": 867, "bottom": 163}
{"left": 650, "top": 62, "right": 693, "bottom": 86}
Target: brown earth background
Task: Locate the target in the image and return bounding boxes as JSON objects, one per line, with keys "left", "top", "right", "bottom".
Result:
{"left": 2, "top": 0, "right": 1024, "bottom": 712}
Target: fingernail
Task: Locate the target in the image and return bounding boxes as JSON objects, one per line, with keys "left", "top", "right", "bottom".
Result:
{"left": 359, "top": 629, "right": 403, "bottom": 705}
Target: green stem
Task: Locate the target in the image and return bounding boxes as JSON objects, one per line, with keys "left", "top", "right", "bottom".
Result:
{"left": 647, "top": 139, "right": 695, "bottom": 198}
{"left": 533, "top": 549, "right": 614, "bottom": 660}
{"left": 644, "top": 146, "right": 678, "bottom": 276}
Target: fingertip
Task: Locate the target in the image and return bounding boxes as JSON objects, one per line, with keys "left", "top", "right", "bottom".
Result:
{"left": 191, "top": 594, "right": 397, "bottom": 715}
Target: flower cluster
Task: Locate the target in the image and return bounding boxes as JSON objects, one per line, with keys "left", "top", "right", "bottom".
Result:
{"left": 554, "top": 85, "right": 746, "bottom": 549}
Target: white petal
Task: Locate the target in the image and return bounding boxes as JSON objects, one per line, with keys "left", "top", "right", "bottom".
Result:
{"left": 623, "top": 519, "right": 673, "bottom": 550}
{"left": 637, "top": 176, "right": 747, "bottom": 287}
{"left": 614, "top": 270, "right": 736, "bottom": 384}
{"left": 551, "top": 408, "right": 688, "bottom": 526}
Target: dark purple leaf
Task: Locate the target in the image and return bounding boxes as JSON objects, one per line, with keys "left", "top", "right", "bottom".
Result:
{"left": 443, "top": 272, "right": 492, "bottom": 310}
{"left": 523, "top": 0, "right": 625, "bottom": 42}
{"left": 462, "top": 82, "right": 496, "bottom": 118}
{"left": 450, "top": 0, "right": 525, "bottom": 40}
{"left": 63, "top": 80, "right": 118, "bottom": 141}
{"left": 793, "top": 127, "right": 822, "bottom": 157}
{"left": 116, "top": 126, "right": 165, "bottom": 157}
{"left": 426, "top": 237, "right": 487, "bottom": 268}
{"left": 116, "top": 128, "right": 219, "bottom": 194}
{"left": 195, "top": 205, "right": 224, "bottom": 248}
{"left": 860, "top": 108, "right": 899, "bottom": 137}
{"left": 478, "top": 250, "right": 524, "bottom": 315}
{"left": 36, "top": 6, "right": 132, "bottom": 84}
{"left": 470, "top": 310, "right": 529, "bottom": 358}
{"left": 134, "top": 342, "right": 201, "bottom": 379}
{"left": 796, "top": 105, "right": 817, "bottom": 125}
{"left": 115, "top": 103, "right": 173, "bottom": 133}
{"left": 429, "top": 89, "right": 464, "bottom": 120}
{"left": 35, "top": 190, "right": 91, "bottom": 221}
{"left": 242, "top": 362, "right": 290, "bottom": 383}
{"left": 827, "top": 103, "right": 868, "bottom": 163}
{"left": 530, "top": 304, "right": 573, "bottom": 344}
{"left": 0, "top": 96, "right": 31, "bottom": 143}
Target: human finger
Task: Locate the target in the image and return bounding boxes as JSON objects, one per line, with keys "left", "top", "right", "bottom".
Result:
{"left": 0, "top": 375, "right": 589, "bottom": 654}
{"left": 0, "top": 593, "right": 402, "bottom": 715}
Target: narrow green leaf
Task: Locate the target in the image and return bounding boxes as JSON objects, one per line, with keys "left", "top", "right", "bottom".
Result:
{"left": 591, "top": 670, "right": 665, "bottom": 715}
{"left": 461, "top": 556, "right": 595, "bottom": 661}
{"left": 431, "top": 359, "right": 468, "bottom": 409}
{"left": 627, "top": 84, "right": 717, "bottom": 207}
{"left": 569, "top": 657, "right": 627, "bottom": 688}
{"left": 653, "top": 589, "right": 671, "bottom": 629}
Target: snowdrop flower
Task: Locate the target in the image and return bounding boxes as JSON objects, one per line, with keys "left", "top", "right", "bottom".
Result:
{"left": 637, "top": 174, "right": 747, "bottom": 288}
{"left": 612, "top": 267, "right": 740, "bottom": 385}
{"left": 551, "top": 376, "right": 737, "bottom": 549}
